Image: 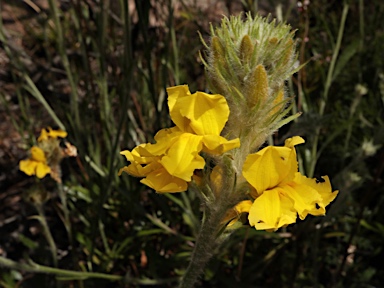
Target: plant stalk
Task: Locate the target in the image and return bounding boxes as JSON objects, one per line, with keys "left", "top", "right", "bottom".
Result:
{"left": 179, "top": 204, "right": 228, "bottom": 288}
{"left": 57, "top": 182, "right": 72, "bottom": 244}
{"left": 35, "top": 204, "right": 58, "bottom": 267}
{"left": 0, "top": 256, "right": 122, "bottom": 281}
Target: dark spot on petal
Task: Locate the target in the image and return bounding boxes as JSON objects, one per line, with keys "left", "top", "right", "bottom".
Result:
{"left": 315, "top": 203, "right": 320, "bottom": 209}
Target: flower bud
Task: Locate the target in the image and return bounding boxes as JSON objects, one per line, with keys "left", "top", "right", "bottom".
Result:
{"left": 247, "top": 64, "right": 269, "bottom": 107}
{"left": 239, "top": 35, "right": 254, "bottom": 65}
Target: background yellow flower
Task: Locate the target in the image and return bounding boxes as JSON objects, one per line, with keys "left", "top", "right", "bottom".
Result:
{"left": 19, "top": 146, "right": 51, "bottom": 178}
{"left": 38, "top": 127, "right": 67, "bottom": 142}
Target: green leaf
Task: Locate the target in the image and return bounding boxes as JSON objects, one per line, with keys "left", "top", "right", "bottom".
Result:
{"left": 18, "top": 234, "right": 38, "bottom": 250}
{"left": 332, "top": 39, "right": 360, "bottom": 81}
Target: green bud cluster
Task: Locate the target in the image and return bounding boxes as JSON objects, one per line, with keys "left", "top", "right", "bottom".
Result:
{"left": 200, "top": 13, "right": 301, "bottom": 162}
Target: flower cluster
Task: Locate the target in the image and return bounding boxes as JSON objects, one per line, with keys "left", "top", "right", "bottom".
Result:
{"left": 19, "top": 127, "right": 76, "bottom": 182}
{"left": 226, "top": 137, "right": 339, "bottom": 231}
{"left": 120, "top": 86, "right": 338, "bottom": 231}
{"left": 119, "top": 85, "right": 240, "bottom": 192}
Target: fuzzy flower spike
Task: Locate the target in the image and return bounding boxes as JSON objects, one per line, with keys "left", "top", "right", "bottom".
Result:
{"left": 200, "top": 13, "right": 301, "bottom": 172}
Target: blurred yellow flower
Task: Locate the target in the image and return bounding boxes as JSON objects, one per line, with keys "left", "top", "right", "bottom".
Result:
{"left": 38, "top": 127, "right": 67, "bottom": 142}
{"left": 19, "top": 146, "right": 51, "bottom": 178}
{"left": 240, "top": 136, "right": 338, "bottom": 231}
{"left": 119, "top": 85, "right": 240, "bottom": 193}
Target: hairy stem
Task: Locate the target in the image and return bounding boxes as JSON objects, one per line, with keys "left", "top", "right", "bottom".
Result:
{"left": 179, "top": 211, "right": 221, "bottom": 287}
{"left": 179, "top": 196, "right": 232, "bottom": 288}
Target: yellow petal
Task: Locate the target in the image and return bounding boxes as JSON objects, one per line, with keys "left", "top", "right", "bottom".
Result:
{"left": 292, "top": 174, "right": 339, "bottom": 216}
{"left": 222, "top": 200, "right": 253, "bottom": 226}
{"left": 30, "top": 146, "right": 47, "bottom": 162}
{"left": 248, "top": 188, "right": 296, "bottom": 231}
{"left": 121, "top": 128, "right": 181, "bottom": 164}
{"left": 277, "top": 195, "right": 298, "bottom": 228}
{"left": 145, "top": 129, "right": 181, "bottom": 156}
{"left": 119, "top": 136, "right": 173, "bottom": 176}
{"left": 153, "top": 127, "right": 181, "bottom": 142}
{"left": 166, "top": 85, "right": 194, "bottom": 133}
{"left": 160, "top": 133, "right": 205, "bottom": 181}
{"left": 38, "top": 128, "right": 49, "bottom": 142}
{"left": 120, "top": 144, "right": 162, "bottom": 165}
{"left": 202, "top": 135, "right": 240, "bottom": 155}
{"left": 120, "top": 148, "right": 140, "bottom": 162}
{"left": 141, "top": 167, "right": 188, "bottom": 193}
{"left": 284, "top": 136, "right": 305, "bottom": 148}
{"left": 284, "top": 177, "right": 323, "bottom": 220}
{"left": 118, "top": 161, "right": 162, "bottom": 177}
{"left": 167, "top": 85, "right": 191, "bottom": 118}
{"left": 186, "top": 91, "right": 229, "bottom": 135}
{"left": 47, "top": 127, "right": 67, "bottom": 139}
{"left": 235, "top": 200, "right": 253, "bottom": 213}
{"left": 35, "top": 162, "right": 51, "bottom": 178}
{"left": 166, "top": 85, "right": 230, "bottom": 135}
{"left": 38, "top": 127, "right": 67, "bottom": 141}
{"left": 222, "top": 210, "right": 238, "bottom": 226}
{"left": 243, "top": 146, "right": 296, "bottom": 194}
{"left": 119, "top": 130, "right": 206, "bottom": 185}
{"left": 19, "top": 159, "right": 38, "bottom": 176}
{"left": 19, "top": 159, "right": 50, "bottom": 178}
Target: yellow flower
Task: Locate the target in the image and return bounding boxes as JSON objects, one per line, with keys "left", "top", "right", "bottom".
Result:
{"left": 239, "top": 136, "right": 338, "bottom": 231}
{"left": 222, "top": 200, "right": 253, "bottom": 226}
{"left": 166, "top": 85, "right": 240, "bottom": 154}
{"left": 38, "top": 127, "right": 67, "bottom": 142}
{"left": 19, "top": 146, "right": 51, "bottom": 178}
{"left": 119, "top": 85, "right": 240, "bottom": 193}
